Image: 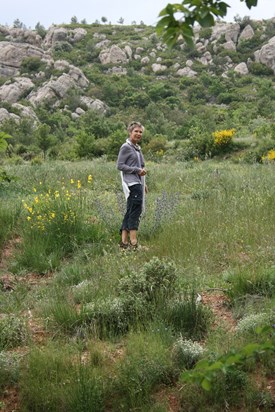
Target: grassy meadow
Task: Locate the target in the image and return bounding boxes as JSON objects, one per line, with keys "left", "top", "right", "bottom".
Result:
{"left": 0, "top": 158, "right": 275, "bottom": 411}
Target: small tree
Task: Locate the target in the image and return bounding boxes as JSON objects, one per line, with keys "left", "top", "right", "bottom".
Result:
{"left": 0, "top": 132, "right": 12, "bottom": 153}
{"left": 13, "top": 18, "right": 25, "bottom": 29}
{"left": 117, "top": 17, "right": 124, "bottom": 25}
{"left": 101, "top": 16, "right": 108, "bottom": 24}
{"left": 35, "top": 22, "right": 46, "bottom": 38}
{"left": 70, "top": 16, "right": 78, "bottom": 24}
{"left": 35, "top": 124, "right": 57, "bottom": 159}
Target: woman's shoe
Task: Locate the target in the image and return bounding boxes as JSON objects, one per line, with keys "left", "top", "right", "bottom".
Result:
{"left": 119, "top": 241, "right": 129, "bottom": 249}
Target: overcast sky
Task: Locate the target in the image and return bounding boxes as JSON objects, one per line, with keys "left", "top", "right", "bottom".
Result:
{"left": 1, "top": 0, "right": 274, "bottom": 29}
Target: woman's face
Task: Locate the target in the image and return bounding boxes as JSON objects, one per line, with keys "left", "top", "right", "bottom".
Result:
{"left": 129, "top": 126, "right": 143, "bottom": 145}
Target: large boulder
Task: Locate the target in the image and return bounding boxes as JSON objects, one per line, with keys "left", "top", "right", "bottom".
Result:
{"left": 238, "top": 25, "right": 255, "bottom": 43}
{"left": 28, "top": 67, "right": 89, "bottom": 106}
{"left": 0, "top": 77, "right": 34, "bottom": 103}
{"left": 151, "top": 63, "right": 167, "bottom": 73}
{"left": 176, "top": 67, "right": 197, "bottom": 77}
{"left": 12, "top": 103, "right": 39, "bottom": 122}
{"left": 234, "top": 62, "right": 249, "bottom": 75}
{"left": 0, "top": 108, "right": 20, "bottom": 123}
{"left": 99, "top": 45, "right": 128, "bottom": 64}
{"left": 42, "top": 27, "right": 87, "bottom": 49}
{"left": 6, "top": 28, "right": 42, "bottom": 47}
{"left": 211, "top": 22, "right": 241, "bottom": 43}
{"left": 80, "top": 96, "right": 108, "bottom": 114}
{"left": 0, "top": 41, "right": 50, "bottom": 77}
{"left": 254, "top": 36, "right": 275, "bottom": 74}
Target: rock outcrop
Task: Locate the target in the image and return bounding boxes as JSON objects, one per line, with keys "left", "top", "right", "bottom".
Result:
{"left": 0, "top": 77, "right": 34, "bottom": 103}
{"left": 254, "top": 36, "right": 275, "bottom": 74}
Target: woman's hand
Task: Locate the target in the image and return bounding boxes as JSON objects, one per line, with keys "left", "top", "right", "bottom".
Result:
{"left": 138, "top": 168, "right": 147, "bottom": 176}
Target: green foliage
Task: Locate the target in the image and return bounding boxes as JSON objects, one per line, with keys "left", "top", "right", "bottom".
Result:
{"left": 15, "top": 177, "right": 105, "bottom": 272}
{"left": 0, "top": 315, "right": 29, "bottom": 350}
{"left": 156, "top": 1, "right": 258, "bottom": 46}
{"left": 0, "top": 131, "right": 11, "bottom": 152}
{"left": 249, "top": 62, "right": 274, "bottom": 76}
{"left": 115, "top": 331, "right": 173, "bottom": 409}
{"left": 172, "top": 337, "right": 205, "bottom": 369}
{"left": 0, "top": 352, "right": 22, "bottom": 391}
{"left": 21, "top": 56, "right": 45, "bottom": 74}
{"left": 181, "top": 325, "right": 275, "bottom": 392}
{"left": 76, "top": 131, "right": 96, "bottom": 159}
{"left": 225, "top": 267, "right": 275, "bottom": 304}
{"left": 166, "top": 291, "right": 212, "bottom": 340}
{"left": 20, "top": 344, "right": 105, "bottom": 412}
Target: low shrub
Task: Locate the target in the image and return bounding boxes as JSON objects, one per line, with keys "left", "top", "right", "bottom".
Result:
{"left": 0, "top": 315, "right": 29, "bottom": 350}
{"left": 165, "top": 291, "right": 212, "bottom": 340}
{"left": 172, "top": 337, "right": 205, "bottom": 369}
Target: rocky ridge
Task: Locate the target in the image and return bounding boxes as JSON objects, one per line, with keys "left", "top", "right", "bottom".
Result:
{"left": 0, "top": 19, "right": 275, "bottom": 125}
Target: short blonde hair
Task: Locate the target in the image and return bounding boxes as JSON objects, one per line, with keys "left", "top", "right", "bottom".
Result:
{"left": 127, "top": 121, "right": 144, "bottom": 134}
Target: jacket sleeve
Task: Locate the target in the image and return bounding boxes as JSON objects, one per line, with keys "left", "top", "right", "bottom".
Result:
{"left": 117, "top": 145, "right": 141, "bottom": 174}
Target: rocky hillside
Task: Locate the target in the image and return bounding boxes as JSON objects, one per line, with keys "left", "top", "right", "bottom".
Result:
{"left": 0, "top": 18, "right": 275, "bottom": 161}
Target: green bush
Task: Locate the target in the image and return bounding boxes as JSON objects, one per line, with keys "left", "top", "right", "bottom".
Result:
{"left": 172, "top": 337, "right": 205, "bottom": 369}
{"left": 225, "top": 268, "right": 275, "bottom": 304}
{"left": 0, "top": 351, "right": 22, "bottom": 391}
{"left": 165, "top": 291, "right": 212, "bottom": 340}
{"left": 0, "top": 315, "right": 29, "bottom": 350}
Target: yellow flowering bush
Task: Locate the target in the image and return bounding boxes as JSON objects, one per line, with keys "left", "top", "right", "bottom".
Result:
{"left": 212, "top": 129, "right": 236, "bottom": 147}
{"left": 262, "top": 149, "right": 275, "bottom": 162}
{"left": 22, "top": 175, "right": 94, "bottom": 247}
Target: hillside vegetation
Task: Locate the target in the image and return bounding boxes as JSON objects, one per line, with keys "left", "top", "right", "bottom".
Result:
{"left": 0, "top": 17, "right": 275, "bottom": 163}
{"left": 0, "top": 18, "right": 275, "bottom": 412}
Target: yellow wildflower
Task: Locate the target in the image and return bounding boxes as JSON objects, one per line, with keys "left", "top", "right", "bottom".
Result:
{"left": 77, "top": 180, "right": 81, "bottom": 189}
{"left": 70, "top": 179, "right": 74, "bottom": 184}
{"left": 88, "top": 175, "right": 93, "bottom": 183}
{"left": 27, "top": 216, "right": 32, "bottom": 221}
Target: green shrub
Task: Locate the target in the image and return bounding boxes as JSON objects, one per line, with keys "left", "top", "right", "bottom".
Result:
{"left": 21, "top": 56, "right": 45, "bottom": 73}
{"left": 172, "top": 337, "right": 205, "bottom": 369}
{"left": 115, "top": 331, "right": 173, "bottom": 410}
{"left": 236, "top": 312, "right": 273, "bottom": 337}
{"left": 226, "top": 268, "right": 275, "bottom": 304}
{"left": 0, "top": 315, "right": 29, "bottom": 350}
{"left": 0, "top": 351, "right": 22, "bottom": 391}
{"left": 165, "top": 291, "right": 212, "bottom": 340}
{"left": 20, "top": 345, "right": 105, "bottom": 412}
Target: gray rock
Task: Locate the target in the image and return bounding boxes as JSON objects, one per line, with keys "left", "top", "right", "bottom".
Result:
{"left": 43, "top": 27, "right": 87, "bottom": 49}
{"left": 75, "top": 107, "right": 85, "bottom": 115}
{"left": 234, "top": 62, "right": 249, "bottom": 75}
{"left": 238, "top": 25, "right": 255, "bottom": 43}
{"left": 254, "top": 36, "right": 275, "bottom": 73}
{"left": 0, "top": 41, "right": 48, "bottom": 77}
{"left": 0, "top": 107, "right": 20, "bottom": 123}
{"left": 222, "top": 40, "right": 236, "bottom": 51}
{"left": 80, "top": 96, "right": 108, "bottom": 114}
{"left": 6, "top": 28, "right": 42, "bottom": 46}
{"left": 176, "top": 67, "right": 197, "bottom": 77}
{"left": 99, "top": 45, "right": 127, "bottom": 64}
{"left": 124, "top": 45, "right": 132, "bottom": 59}
{"left": 211, "top": 22, "right": 240, "bottom": 43}
{"left": 95, "top": 39, "right": 111, "bottom": 49}
{"left": 12, "top": 103, "right": 39, "bottom": 122}
{"left": 0, "top": 77, "right": 34, "bottom": 103}
{"left": 141, "top": 56, "right": 150, "bottom": 65}
{"left": 151, "top": 63, "right": 167, "bottom": 73}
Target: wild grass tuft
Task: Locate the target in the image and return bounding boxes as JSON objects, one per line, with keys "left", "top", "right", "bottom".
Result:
{"left": 0, "top": 314, "right": 29, "bottom": 350}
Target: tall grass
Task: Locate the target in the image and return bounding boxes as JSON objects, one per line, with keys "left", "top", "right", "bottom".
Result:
{"left": 1, "top": 159, "right": 275, "bottom": 411}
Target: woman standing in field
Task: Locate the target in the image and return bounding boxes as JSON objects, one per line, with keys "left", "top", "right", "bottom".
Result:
{"left": 117, "top": 121, "right": 147, "bottom": 249}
